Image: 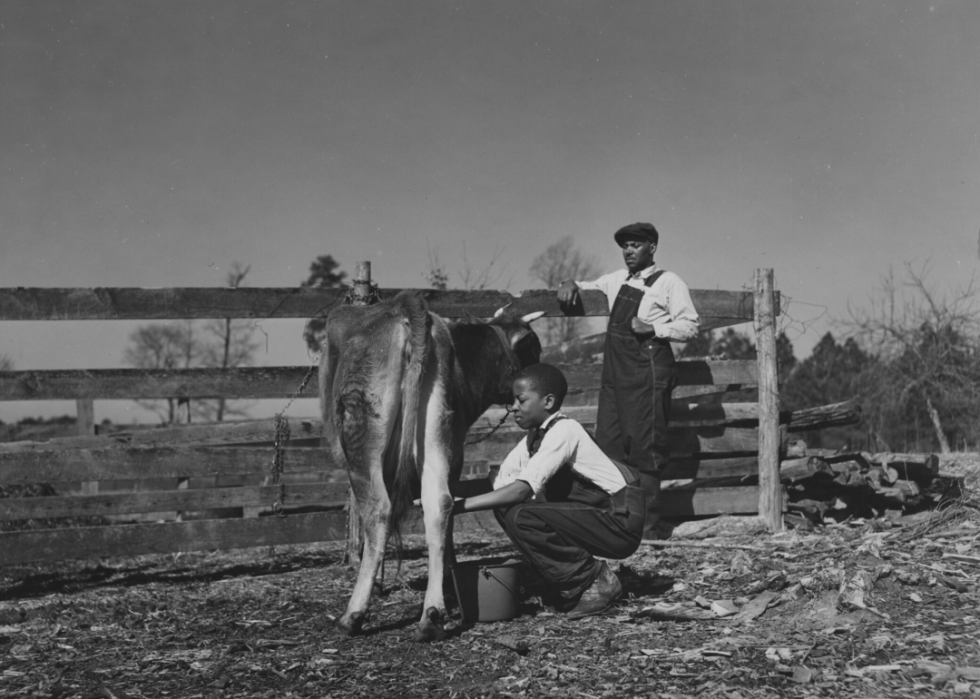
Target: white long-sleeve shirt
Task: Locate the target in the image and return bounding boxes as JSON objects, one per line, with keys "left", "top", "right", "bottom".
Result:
{"left": 492, "top": 413, "right": 627, "bottom": 500}
{"left": 577, "top": 264, "right": 700, "bottom": 342}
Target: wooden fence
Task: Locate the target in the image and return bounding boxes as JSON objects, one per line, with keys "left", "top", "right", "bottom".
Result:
{"left": 0, "top": 270, "right": 812, "bottom": 566}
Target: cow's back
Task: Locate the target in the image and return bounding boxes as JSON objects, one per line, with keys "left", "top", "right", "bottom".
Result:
{"left": 318, "top": 291, "right": 432, "bottom": 469}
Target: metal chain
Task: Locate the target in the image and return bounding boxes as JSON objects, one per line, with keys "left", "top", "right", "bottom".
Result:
{"left": 464, "top": 408, "right": 513, "bottom": 446}
{"left": 268, "top": 344, "right": 321, "bottom": 517}
{"left": 344, "top": 280, "right": 382, "bottom": 306}
{"left": 269, "top": 279, "right": 382, "bottom": 519}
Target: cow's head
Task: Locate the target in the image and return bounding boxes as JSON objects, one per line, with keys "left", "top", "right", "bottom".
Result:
{"left": 485, "top": 305, "right": 545, "bottom": 403}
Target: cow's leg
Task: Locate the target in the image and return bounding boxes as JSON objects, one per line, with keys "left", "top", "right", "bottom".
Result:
{"left": 414, "top": 380, "right": 454, "bottom": 642}
{"left": 336, "top": 467, "right": 389, "bottom": 635}
{"left": 335, "top": 377, "right": 400, "bottom": 636}
{"left": 416, "top": 450, "right": 453, "bottom": 641}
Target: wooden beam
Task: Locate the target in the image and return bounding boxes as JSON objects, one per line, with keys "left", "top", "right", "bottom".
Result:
{"left": 0, "top": 287, "right": 773, "bottom": 322}
{"left": 0, "top": 446, "right": 329, "bottom": 484}
{"left": 0, "top": 506, "right": 502, "bottom": 566}
{"left": 755, "top": 268, "right": 782, "bottom": 533}
{"left": 0, "top": 483, "right": 349, "bottom": 521}
{"left": 659, "top": 485, "right": 780, "bottom": 518}
{"left": 661, "top": 456, "right": 759, "bottom": 481}
{"left": 0, "top": 512, "right": 349, "bottom": 566}
{"left": 0, "top": 360, "right": 758, "bottom": 401}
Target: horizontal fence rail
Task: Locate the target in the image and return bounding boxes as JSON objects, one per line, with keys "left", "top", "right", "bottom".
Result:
{"left": 0, "top": 287, "right": 776, "bottom": 329}
{"left": 0, "top": 359, "right": 757, "bottom": 401}
{"left": 0, "top": 274, "right": 801, "bottom": 564}
{"left": 0, "top": 401, "right": 858, "bottom": 487}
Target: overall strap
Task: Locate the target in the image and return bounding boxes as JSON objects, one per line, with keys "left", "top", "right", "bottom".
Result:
{"left": 643, "top": 268, "right": 667, "bottom": 288}
{"left": 526, "top": 415, "right": 568, "bottom": 456}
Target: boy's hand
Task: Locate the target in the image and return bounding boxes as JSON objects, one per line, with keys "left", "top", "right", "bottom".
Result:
{"left": 557, "top": 280, "right": 580, "bottom": 307}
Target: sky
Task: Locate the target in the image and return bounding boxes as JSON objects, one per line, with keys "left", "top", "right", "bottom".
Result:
{"left": 1, "top": 0, "right": 979, "bottom": 424}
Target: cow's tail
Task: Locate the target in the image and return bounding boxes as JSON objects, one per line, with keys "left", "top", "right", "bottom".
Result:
{"left": 388, "top": 292, "right": 432, "bottom": 543}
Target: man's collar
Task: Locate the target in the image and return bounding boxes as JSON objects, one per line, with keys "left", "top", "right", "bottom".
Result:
{"left": 629, "top": 264, "right": 658, "bottom": 280}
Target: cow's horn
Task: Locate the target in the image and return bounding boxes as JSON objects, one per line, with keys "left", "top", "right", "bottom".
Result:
{"left": 493, "top": 303, "right": 512, "bottom": 318}
{"left": 521, "top": 311, "right": 546, "bottom": 323}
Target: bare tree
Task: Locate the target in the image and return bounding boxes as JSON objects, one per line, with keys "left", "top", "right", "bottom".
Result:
{"left": 200, "top": 263, "right": 261, "bottom": 421}
{"left": 424, "top": 241, "right": 511, "bottom": 292}
{"left": 123, "top": 321, "right": 200, "bottom": 423}
{"left": 529, "top": 236, "right": 601, "bottom": 346}
{"left": 123, "top": 263, "right": 261, "bottom": 424}
{"left": 845, "top": 263, "right": 980, "bottom": 453}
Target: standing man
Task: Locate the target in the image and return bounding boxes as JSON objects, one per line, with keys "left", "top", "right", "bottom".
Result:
{"left": 557, "top": 222, "right": 699, "bottom": 539}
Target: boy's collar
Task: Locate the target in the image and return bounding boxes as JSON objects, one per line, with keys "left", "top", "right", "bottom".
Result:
{"left": 539, "top": 412, "right": 564, "bottom": 430}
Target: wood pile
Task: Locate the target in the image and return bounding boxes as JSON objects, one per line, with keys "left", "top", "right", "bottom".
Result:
{"left": 778, "top": 446, "right": 956, "bottom": 526}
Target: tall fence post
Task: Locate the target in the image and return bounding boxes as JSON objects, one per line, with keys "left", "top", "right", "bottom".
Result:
{"left": 755, "top": 268, "right": 782, "bottom": 532}
{"left": 344, "top": 261, "right": 372, "bottom": 566}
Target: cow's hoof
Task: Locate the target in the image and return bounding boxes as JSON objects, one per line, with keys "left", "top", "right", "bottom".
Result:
{"left": 335, "top": 611, "right": 366, "bottom": 636}
{"left": 413, "top": 606, "right": 447, "bottom": 643}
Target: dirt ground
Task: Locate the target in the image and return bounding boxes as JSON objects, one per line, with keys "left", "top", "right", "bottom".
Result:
{"left": 2, "top": 457, "right": 979, "bottom": 699}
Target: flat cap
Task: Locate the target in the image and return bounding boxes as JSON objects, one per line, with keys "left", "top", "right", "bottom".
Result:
{"left": 613, "top": 222, "right": 659, "bottom": 246}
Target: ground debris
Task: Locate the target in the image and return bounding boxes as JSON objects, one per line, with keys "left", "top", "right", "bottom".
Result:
{"left": 0, "top": 472, "right": 978, "bottom": 698}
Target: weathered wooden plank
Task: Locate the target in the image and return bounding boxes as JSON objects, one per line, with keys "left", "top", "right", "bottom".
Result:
{"left": 0, "top": 360, "right": 758, "bottom": 401}
{"left": 476, "top": 403, "right": 764, "bottom": 430}
{"left": 559, "top": 360, "right": 757, "bottom": 393}
{"left": 0, "top": 508, "right": 503, "bottom": 566}
{"left": 0, "top": 446, "right": 329, "bottom": 484}
{"left": 0, "top": 512, "right": 346, "bottom": 566}
{"left": 659, "top": 485, "right": 775, "bottom": 518}
{"left": 0, "top": 287, "right": 771, "bottom": 322}
{"left": 463, "top": 424, "right": 765, "bottom": 461}
{"left": 0, "top": 367, "right": 320, "bottom": 401}
{"left": 0, "top": 483, "right": 349, "bottom": 521}
{"left": 660, "top": 456, "right": 759, "bottom": 481}
{"left": 0, "top": 424, "right": 770, "bottom": 484}
{"left": 0, "top": 442, "right": 498, "bottom": 485}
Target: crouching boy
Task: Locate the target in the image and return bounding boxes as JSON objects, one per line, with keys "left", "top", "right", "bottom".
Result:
{"left": 452, "top": 363, "right": 645, "bottom": 619}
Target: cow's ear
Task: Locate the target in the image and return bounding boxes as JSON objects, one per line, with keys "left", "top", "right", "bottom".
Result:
{"left": 509, "top": 328, "right": 532, "bottom": 349}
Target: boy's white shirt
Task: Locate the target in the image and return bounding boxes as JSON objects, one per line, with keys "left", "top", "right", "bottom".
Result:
{"left": 492, "top": 412, "right": 627, "bottom": 500}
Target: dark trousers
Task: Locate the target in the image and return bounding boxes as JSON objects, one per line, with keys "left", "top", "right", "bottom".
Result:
{"left": 494, "top": 479, "right": 645, "bottom": 607}
{"left": 596, "top": 342, "right": 676, "bottom": 537}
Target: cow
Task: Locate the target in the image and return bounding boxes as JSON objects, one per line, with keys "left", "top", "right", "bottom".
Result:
{"left": 319, "top": 290, "right": 544, "bottom": 641}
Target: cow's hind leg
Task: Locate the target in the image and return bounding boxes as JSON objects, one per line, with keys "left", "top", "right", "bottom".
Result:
{"left": 336, "top": 466, "right": 389, "bottom": 635}
{"left": 414, "top": 378, "right": 455, "bottom": 642}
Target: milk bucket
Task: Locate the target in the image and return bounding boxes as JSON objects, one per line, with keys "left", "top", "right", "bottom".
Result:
{"left": 451, "top": 557, "right": 522, "bottom": 623}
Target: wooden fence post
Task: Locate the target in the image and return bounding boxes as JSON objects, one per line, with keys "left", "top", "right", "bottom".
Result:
{"left": 175, "top": 398, "right": 191, "bottom": 521}
{"left": 345, "top": 261, "right": 372, "bottom": 566}
{"left": 755, "top": 269, "right": 782, "bottom": 532}
{"left": 76, "top": 399, "right": 99, "bottom": 496}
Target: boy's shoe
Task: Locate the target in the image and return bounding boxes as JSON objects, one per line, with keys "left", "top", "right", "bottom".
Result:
{"left": 567, "top": 561, "right": 622, "bottom": 620}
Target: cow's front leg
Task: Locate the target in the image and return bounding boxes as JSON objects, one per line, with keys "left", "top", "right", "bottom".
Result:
{"left": 415, "top": 451, "right": 453, "bottom": 642}
{"left": 336, "top": 470, "right": 389, "bottom": 636}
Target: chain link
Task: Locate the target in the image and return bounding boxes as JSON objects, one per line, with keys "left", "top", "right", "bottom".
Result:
{"left": 464, "top": 408, "right": 513, "bottom": 446}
